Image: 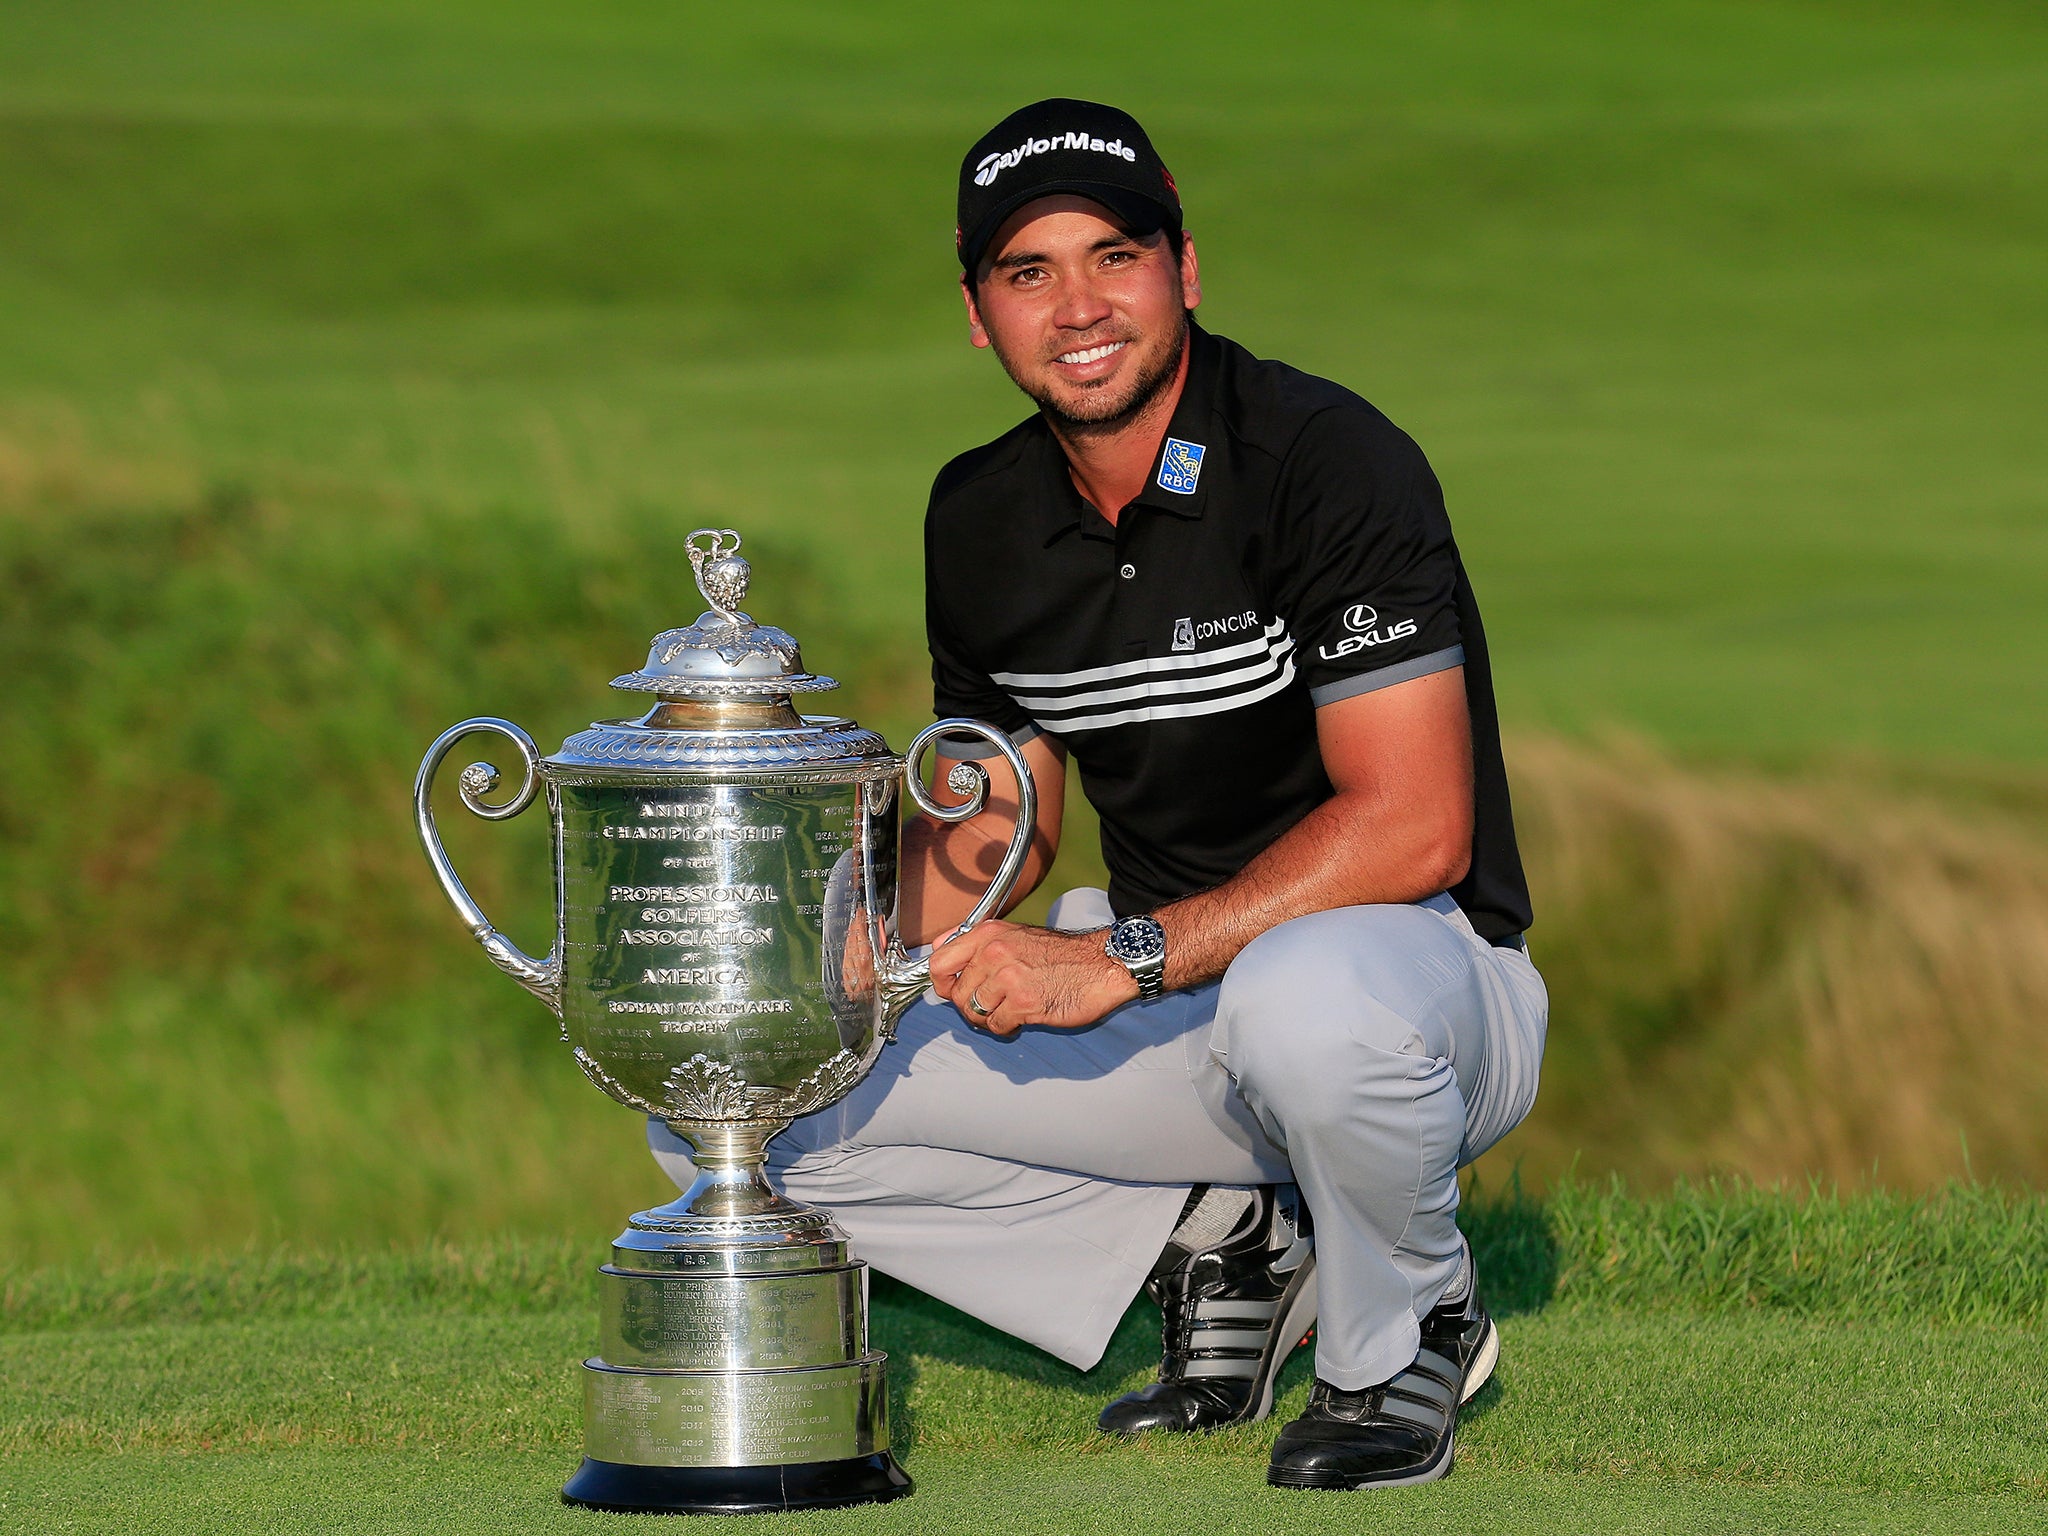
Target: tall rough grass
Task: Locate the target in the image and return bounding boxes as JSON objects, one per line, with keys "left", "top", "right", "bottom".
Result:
{"left": 1504, "top": 737, "right": 2048, "bottom": 1188}
{"left": 2, "top": 467, "right": 2045, "bottom": 1263}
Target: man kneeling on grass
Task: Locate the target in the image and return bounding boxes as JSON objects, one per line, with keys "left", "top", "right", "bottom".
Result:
{"left": 652, "top": 99, "right": 1547, "bottom": 1490}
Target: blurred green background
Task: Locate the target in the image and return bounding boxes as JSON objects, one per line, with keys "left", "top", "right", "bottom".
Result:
{"left": 2, "top": 0, "right": 2045, "bottom": 1264}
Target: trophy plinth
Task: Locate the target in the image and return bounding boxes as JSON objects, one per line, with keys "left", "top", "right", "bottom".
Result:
{"left": 414, "top": 529, "right": 1034, "bottom": 1514}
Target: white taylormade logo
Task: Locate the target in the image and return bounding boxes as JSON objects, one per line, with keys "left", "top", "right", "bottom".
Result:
{"left": 974, "top": 132, "right": 1138, "bottom": 187}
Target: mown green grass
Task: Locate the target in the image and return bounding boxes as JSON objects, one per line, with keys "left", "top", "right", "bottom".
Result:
{"left": 1, "top": 0, "right": 2043, "bottom": 759}
{"left": 11, "top": 1454, "right": 2045, "bottom": 1536}
{"left": 4, "top": 1187, "right": 2046, "bottom": 1532}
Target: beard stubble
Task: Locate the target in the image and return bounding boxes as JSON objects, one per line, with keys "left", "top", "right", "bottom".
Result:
{"left": 995, "top": 314, "right": 1190, "bottom": 442}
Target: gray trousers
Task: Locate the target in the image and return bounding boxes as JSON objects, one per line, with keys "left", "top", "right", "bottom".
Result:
{"left": 648, "top": 891, "right": 1547, "bottom": 1392}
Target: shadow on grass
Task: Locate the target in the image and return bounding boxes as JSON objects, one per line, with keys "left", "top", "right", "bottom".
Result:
{"left": 873, "top": 1181, "right": 1562, "bottom": 1450}
{"left": 1462, "top": 1174, "right": 1562, "bottom": 1320}
{"left": 873, "top": 1275, "right": 1171, "bottom": 1455}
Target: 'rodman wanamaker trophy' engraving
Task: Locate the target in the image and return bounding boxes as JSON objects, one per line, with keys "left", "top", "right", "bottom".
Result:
{"left": 414, "top": 529, "right": 1034, "bottom": 1515}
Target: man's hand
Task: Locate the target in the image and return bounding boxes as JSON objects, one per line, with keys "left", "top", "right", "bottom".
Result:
{"left": 927, "top": 919, "right": 1137, "bottom": 1036}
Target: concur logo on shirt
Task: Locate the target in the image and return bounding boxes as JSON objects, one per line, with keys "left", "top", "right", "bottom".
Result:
{"left": 1156, "top": 438, "right": 1206, "bottom": 495}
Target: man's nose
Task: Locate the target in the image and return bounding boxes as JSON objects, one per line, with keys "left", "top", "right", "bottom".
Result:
{"left": 1051, "top": 272, "right": 1115, "bottom": 332}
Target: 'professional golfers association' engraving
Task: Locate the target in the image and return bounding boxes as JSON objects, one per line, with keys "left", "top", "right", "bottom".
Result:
{"left": 414, "top": 529, "right": 1034, "bottom": 1515}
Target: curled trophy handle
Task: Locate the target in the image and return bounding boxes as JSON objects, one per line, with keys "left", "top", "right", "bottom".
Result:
{"left": 876, "top": 719, "right": 1037, "bottom": 1023}
{"left": 414, "top": 717, "right": 563, "bottom": 1016}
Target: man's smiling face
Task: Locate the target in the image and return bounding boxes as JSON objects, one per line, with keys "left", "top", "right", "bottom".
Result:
{"left": 963, "top": 194, "right": 1202, "bottom": 435}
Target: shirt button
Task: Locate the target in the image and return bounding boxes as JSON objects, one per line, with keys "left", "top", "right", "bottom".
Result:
{"left": 1119, "top": 563, "right": 1137, "bottom": 579}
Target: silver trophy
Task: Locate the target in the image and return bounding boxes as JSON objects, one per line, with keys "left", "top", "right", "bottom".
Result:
{"left": 414, "top": 528, "right": 1033, "bottom": 1515}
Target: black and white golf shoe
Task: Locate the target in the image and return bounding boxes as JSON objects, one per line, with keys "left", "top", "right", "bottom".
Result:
{"left": 1267, "top": 1272, "right": 1498, "bottom": 1490}
{"left": 1097, "top": 1185, "right": 1317, "bottom": 1436}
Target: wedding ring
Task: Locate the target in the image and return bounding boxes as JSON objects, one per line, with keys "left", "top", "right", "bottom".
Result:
{"left": 968, "top": 990, "right": 992, "bottom": 1017}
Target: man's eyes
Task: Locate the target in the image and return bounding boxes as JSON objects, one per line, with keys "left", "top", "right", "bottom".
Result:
{"left": 1006, "top": 250, "right": 1141, "bottom": 286}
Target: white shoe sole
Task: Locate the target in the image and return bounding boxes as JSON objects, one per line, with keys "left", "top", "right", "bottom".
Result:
{"left": 1460, "top": 1317, "right": 1499, "bottom": 1404}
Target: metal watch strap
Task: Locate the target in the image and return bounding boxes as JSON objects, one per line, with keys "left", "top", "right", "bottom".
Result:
{"left": 1106, "top": 915, "right": 1167, "bottom": 1000}
{"left": 1128, "top": 949, "right": 1165, "bottom": 1000}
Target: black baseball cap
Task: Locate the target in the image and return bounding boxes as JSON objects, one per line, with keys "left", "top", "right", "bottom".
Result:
{"left": 956, "top": 98, "right": 1182, "bottom": 276}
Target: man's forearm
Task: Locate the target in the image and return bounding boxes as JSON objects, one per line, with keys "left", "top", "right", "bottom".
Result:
{"left": 924, "top": 674, "right": 1474, "bottom": 1034}
{"left": 899, "top": 811, "right": 1046, "bottom": 944}
{"left": 1153, "top": 782, "right": 1472, "bottom": 993}
{"left": 928, "top": 778, "right": 1474, "bottom": 1034}
{"left": 897, "top": 737, "right": 1068, "bottom": 945}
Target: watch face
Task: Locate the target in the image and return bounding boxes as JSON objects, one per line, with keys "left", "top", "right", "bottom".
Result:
{"left": 1107, "top": 915, "right": 1167, "bottom": 964}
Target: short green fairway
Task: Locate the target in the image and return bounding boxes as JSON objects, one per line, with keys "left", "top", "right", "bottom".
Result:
{"left": 11, "top": 1306, "right": 2047, "bottom": 1492}
{"left": 5, "top": 1290, "right": 2045, "bottom": 1533}
{"left": 6, "top": 1451, "right": 2045, "bottom": 1536}
{"left": 6, "top": 1205, "right": 2047, "bottom": 1531}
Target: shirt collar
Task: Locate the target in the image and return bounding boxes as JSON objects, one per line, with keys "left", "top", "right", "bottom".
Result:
{"left": 1128, "top": 320, "right": 1221, "bottom": 521}
{"left": 1038, "top": 320, "right": 1222, "bottom": 546}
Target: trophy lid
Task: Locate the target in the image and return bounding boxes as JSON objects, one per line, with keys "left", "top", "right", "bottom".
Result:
{"left": 549, "top": 526, "right": 892, "bottom": 774}
{"left": 608, "top": 529, "right": 838, "bottom": 701}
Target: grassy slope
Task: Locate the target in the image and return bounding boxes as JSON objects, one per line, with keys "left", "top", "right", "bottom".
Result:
{"left": 5, "top": 1188, "right": 2046, "bottom": 1532}
{"left": 8, "top": 496, "right": 2048, "bottom": 1263}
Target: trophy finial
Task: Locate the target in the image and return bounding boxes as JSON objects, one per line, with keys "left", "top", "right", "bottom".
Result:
{"left": 687, "top": 528, "right": 749, "bottom": 624}
{"left": 611, "top": 524, "right": 838, "bottom": 697}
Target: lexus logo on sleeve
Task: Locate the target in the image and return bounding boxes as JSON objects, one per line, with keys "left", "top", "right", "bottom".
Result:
{"left": 1318, "top": 602, "right": 1417, "bottom": 660}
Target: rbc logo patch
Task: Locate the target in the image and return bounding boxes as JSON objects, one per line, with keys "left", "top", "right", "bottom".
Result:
{"left": 1156, "top": 438, "right": 1206, "bottom": 495}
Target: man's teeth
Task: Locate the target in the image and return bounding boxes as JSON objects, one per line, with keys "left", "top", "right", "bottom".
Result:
{"left": 1057, "top": 341, "right": 1127, "bottom": 365}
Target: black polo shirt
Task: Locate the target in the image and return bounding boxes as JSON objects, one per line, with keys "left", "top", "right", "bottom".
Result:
{"left": 924, "top": 323, "right": 1532, "bottom": 943}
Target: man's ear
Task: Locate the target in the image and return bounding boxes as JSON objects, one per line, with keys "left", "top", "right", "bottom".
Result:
{"left": 961, "top": 275, "right": 992, "bottom": 350}
{"left": 1178, "top": 231, "right": 1203, "bottom": 313}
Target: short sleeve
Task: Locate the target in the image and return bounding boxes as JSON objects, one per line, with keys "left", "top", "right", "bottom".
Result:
{"left": 1270, "top": 408, "right": 1465, "bottom": 706}
{"left": 926, "top": 494, "right": 1039, "bottom": 759}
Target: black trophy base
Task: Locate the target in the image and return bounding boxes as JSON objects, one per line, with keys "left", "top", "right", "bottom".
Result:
{"left": 561, "top": 1453, "right": 912, "bottom": 1515}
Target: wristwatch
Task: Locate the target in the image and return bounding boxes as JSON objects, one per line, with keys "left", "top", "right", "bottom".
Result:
{"left": 1104, "top": 914, "right": 1168, "bottom": 1000}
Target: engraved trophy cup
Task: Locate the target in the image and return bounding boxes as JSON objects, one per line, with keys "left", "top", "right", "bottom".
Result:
{"left": 414, "top": 529, "right": 1033, "bottom": 1515}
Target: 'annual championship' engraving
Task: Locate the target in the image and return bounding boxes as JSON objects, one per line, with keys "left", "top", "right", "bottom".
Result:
{"left": 604, "top": 823, "right": 787, "bottom": 841}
